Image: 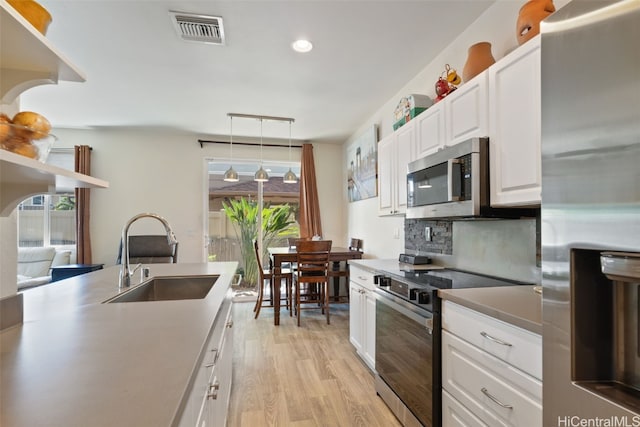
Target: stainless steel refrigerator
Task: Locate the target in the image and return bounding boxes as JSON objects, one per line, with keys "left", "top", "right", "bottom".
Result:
{"left": 541, "top": 0, "right": 640, "bottom": 425}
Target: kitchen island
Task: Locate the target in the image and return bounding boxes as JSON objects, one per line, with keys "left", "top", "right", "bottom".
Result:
{"left": 0, "top": 262, "right": 236, "bottom": 427}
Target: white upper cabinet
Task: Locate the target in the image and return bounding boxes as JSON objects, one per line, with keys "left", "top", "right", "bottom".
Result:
{"left": 413, "top": 101, "right": 446, "bottom": 160}
{"left": 489, "top": 36, "right": 542, "bottom": 207}
{"left": 377, "top": 133, "right": 395, "bottom": 215}
{"left": 445, "top": 71, "right": 489, "bottom": 146}
{"left": 395, "top": 123, "right": 413, "bottom": 214}
{"left": 410, "top": 71, "right": 488, "bottom": 165}
{"left": 378, "top": 122, "right": 413, "bottom": 216}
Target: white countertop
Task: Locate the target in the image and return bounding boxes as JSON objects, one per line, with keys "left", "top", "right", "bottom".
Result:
{"left": 1, "top": 262, "right": 236, "bottom": 427}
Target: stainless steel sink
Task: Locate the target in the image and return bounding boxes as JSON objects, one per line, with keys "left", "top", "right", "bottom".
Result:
{"left": 104, "top": 275, "right": 218, "bottom": 303}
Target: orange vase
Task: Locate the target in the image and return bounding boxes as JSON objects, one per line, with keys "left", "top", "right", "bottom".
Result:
{"left": 462, "top": 42, "right": 496, "bottom": 83}
{"left": 516, "top": 0, "right": 556, "bottom": 45}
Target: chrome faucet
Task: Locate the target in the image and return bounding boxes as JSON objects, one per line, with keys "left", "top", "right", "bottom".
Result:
{"left": 119, "top": 213, "right": 178, "bottom": 288}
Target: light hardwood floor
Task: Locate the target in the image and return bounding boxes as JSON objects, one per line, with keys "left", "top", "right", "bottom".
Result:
{"left": 227, "top": 300, "right": 402, "bottom": 427}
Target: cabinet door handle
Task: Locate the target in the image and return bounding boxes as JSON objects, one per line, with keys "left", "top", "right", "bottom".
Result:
{"left": 358, "top": 276, "right": 367, "bottom": 281}
{"left": 481, "top": 387, "right": 513, "bottom": 409}
{"left": 209, "top": 348, "right": 219, "bottom": 364}
{"left": 480, "top": 331, "right": 512, "bottom": 347}
{"left": 207, "top": 380, "right": 220, "bottom": 400}
{"left": 226, "top": 320, "right": 234, "bottom": 328}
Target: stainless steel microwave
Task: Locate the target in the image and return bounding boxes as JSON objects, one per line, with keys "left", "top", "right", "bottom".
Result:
{"left": 406, "top": 137, "right": 536, "bottom": 219}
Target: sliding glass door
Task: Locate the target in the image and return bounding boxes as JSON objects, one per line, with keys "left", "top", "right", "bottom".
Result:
{"left": 206, "top": 160, "right": 300, "bottom": 287}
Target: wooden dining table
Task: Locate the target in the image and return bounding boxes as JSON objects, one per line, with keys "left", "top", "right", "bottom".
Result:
{"left": 268, "top": 246, "right": 363, "bottom": 325}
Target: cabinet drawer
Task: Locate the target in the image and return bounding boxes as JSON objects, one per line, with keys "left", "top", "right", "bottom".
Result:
{"left": 442, "top": 331, "right": 541, "bottom": 427}
{"left": 442, "top": 301, "right": 541, "bottom": 379}
{"left": 350, "top": 265, "right": 374, "bottom": 290}
{"left": 442, "top": 390, "right": 488, "bottom": 427}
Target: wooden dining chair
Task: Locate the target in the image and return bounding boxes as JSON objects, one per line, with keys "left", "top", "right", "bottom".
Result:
{"left": 327, "top": 238, "right": 363, "bottom": 302}
{"left": 253, "top": 240, "right": 292, "bottom": 319}
{"left": 293, "top": 239, "right": 332, "bottom": 326}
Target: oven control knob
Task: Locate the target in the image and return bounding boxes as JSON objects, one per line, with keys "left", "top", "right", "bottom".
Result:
{"left": 379, "top": 277, "right": 391, "bottom": 287}
{"left": 409, "top": 288, "right": 420, "bottom": 300}
{"left": 373, "top": 274, "right": 384, "bottom": 284}
{"left": 418, "top": 291, "right": 431, "bottom": 304}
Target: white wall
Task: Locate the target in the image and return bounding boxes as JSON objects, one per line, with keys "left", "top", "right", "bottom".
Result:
{"left": 0, "top": 213, "right": 18, "bottom": 298}
{"left": 48, "top": 127, "right": 344, "bottom": 269}
{"left": 344, "top": 0, "right": 569, "bottom": 280}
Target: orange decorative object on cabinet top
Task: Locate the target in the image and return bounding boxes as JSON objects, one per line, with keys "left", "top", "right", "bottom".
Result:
{"left": 462, "top": 42, "right": 495, "bottom": 83}
{"left": 516, "top": 0, "right": 555, "bottom": 45}
{"left": 7, "top": 0, "right": 52, "bottom": 35}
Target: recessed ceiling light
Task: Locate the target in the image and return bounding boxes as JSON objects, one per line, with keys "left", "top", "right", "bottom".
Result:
{"left": 292, "top": 39, "right": 313, "bottom": 53}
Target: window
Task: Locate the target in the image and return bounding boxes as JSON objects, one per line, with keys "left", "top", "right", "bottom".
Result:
{"left": 17, "top": 194, "right": 76, "bottom": 247}
{"left": 16, "top": 148, "right": 77, "bottom": 248}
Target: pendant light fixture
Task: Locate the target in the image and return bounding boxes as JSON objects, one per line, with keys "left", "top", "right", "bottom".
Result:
{"left": 283, "top": 120, "right": 298, "bottom": 184}
{"left": 254, "top": 118, "right": 269, "bottom": 182}
{"left": 223, "top": 115, "right": 239, "bottom": 182}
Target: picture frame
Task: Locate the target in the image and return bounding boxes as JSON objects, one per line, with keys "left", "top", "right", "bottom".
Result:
{"left": 346, "top": 125, "right": 378, "bottom": 202}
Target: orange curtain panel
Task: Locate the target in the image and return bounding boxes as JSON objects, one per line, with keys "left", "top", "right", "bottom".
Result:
{"left": 298, "top": 143, "right": 323, "bottom": 239}
{"left": 74, "top": 145, "right": 92, "bottom": 264}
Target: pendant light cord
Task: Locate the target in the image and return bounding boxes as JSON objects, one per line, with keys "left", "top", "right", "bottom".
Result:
{"left": 288, "top": 122, "right": 292, "bottom": 161}
{"left": 230, "top": 116, "right": 233, "bottom": 158}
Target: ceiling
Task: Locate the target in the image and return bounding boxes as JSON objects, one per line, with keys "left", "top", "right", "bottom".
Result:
{"left": 20, "top": 1, "right": 495, "bottom": 144}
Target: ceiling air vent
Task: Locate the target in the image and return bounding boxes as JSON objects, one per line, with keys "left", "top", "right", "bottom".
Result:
{"left": 169, "top": 11, "right": 225, "bottom": 45}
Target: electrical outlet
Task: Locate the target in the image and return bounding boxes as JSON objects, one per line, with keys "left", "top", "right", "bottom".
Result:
{"left": 425, "top": 226, "right": 432, "bottom": 241}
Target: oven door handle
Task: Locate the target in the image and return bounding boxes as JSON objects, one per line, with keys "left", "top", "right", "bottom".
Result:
{"left": 375, "top": 290, "right": 433, "bottom": 333}
{"left": 447, "top": 158, "right": 462, "bottom": 202}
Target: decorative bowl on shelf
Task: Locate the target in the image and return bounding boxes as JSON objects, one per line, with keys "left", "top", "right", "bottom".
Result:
{"left": 0, "top": 123, "right": 56, "bottom": 163}
{"left": 7, "top": 0, "right": 52, "bottom": 35}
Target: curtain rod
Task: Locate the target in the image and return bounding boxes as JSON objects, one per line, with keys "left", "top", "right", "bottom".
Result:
{"left": 50, "top": 147, "right": 93, "bottom": 153}
{"left": 197, "top": 139, "right": 303, "bottom": 149}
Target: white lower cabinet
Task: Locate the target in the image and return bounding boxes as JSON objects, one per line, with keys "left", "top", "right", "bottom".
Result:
{"left": 349, "top": 266, "right": 376, "bottom": 371}
{"left": 179, "top": 290, "right": 234, "bottom": 427}
{"left": 442, "top": 390, "right": 488, "bottom": 427}
{"left": 441, "top": 301, "right": 541, "bottom": 427}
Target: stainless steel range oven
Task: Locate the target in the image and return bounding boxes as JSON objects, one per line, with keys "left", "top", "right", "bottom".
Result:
{"left": 375, "top": 280, "right": 433, "bottom": 427}
{"left": 374, "top": 268, "right": 530, "bottom": 426}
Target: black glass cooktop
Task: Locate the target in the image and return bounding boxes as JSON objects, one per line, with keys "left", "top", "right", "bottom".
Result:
{"left": 388, "top": 268, "right": 530, "bottom": 290}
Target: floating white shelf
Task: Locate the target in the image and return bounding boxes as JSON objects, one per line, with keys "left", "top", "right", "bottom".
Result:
{"left": 0, "top": 0, "right": 86, "bottom": 103}
{"left": 0, "top": 150, "right": 109, "bottom": 216}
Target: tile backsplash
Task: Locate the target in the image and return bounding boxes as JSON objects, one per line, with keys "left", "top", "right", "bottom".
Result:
{"left": 405, "top": 219, "right": 453, "bottom": 254}
{"left": 404, "top": 217, "right": 539, "bottom": 283}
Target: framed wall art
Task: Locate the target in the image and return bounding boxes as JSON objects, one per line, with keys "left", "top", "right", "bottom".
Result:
{"left": 346, "top": 125, "right": 377, "bottom": 202}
